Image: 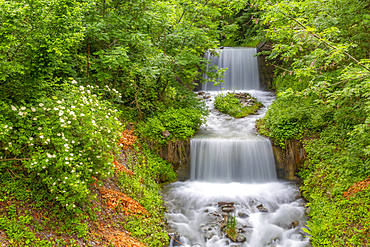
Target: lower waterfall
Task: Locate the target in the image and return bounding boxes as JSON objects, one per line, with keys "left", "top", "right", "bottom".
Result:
{"left": 190, "top": 138, "right": 276, "bottom": 183}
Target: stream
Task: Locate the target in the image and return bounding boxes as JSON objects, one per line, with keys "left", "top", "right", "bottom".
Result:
{"left": 163, "top": 48, "right": 310, "bottom": 247}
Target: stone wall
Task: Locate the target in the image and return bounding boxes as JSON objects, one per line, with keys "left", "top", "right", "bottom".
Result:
{"left": 146, "top": 139, "right": 191, "bottom": 181}
{"left": 271, "top": 139, "right": 307, "bottom": 180}
{"left": 257, "top": 42, "right": 276, "bottom": 90}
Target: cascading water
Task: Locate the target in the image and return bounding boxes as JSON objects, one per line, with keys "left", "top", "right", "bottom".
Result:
{"left": 163, "top": 48, "right": 309, "bottom": 247}
{"left": 203, "top": 48, "right": 260, "bottom": 91}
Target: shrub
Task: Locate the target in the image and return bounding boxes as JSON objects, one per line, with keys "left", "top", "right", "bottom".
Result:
{"left": 138, "top": 107, "right": 206, "bottom": 144}
{"left": 214, "top": 93, "right": 263, "bottom": 118}
{"left": 0, "top": 81, "right": 123, "bottom": 211}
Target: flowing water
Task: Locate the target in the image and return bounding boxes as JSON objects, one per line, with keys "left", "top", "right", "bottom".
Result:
{"left": 163, "top": 48, "right": 309, "bottom": 247}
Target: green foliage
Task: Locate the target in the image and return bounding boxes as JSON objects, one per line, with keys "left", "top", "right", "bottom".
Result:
{"left": 0, "top": 81, "right": 122, "bottom": 211}
{"left": 214, "top": 93, "right": 263, "bottom": 118}
{"left": 251, "top": 0, "right": 370, "bottom": 244}
{"left": 0, "top": 171, "right": 89, "bottom": 246}
{"left": 138, "top": 106, "right": 207, "bottom": 144}
{"left": 0, "top": 0, "right": 85, "bottom": 103}
{"left": 118, "top": 144, "right": 176, "bottom": 246}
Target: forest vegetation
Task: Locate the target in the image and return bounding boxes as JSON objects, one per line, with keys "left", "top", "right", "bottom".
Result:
{"left": 1, "top": 0, "right": 370, "bottom": 246}
{"left": 0, "top": 0, "right": 253, "bottom": 245}
{"left": 252, "top": 0, "right": 370, "bottom": 245}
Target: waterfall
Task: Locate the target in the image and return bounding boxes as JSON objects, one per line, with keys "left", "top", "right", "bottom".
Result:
{"left": 163, "top": 47, "right": 309, "bottom": 247}
{"left": 203, "top": 47, "right": 260, "bottom": 91}
{"left": 190, "top": 138, "right": 277, "bottom": 183}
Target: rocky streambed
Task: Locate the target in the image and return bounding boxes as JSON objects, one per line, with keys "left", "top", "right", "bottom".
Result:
{"left": 163, "top": 181, "right": 310, "bottom": 247}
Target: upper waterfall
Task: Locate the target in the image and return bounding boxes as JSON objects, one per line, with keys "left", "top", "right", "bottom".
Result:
{"left": 203, "top": 47, "right": 260, "bottom": 91}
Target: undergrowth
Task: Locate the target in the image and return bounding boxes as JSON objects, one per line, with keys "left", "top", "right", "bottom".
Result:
{"left": 0, "top": 128, "right": 177, "bottom": 246}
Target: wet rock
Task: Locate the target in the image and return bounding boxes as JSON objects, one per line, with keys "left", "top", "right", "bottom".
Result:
{"left": 201, "top": 226, "right": 212, "bottom": 231}
{"left": 235, "top": 235, "right": 246, "bottom": 242}
{"left": 237, "top": 228, "right": 245, "bottom": 233}
{"left": 237, "top": 211, "right": 249, "bottom": 218}
{"left": 202, "top": 231, "right": 215, "bottom": 239}
{"left": 289, "top": 221, "right": 299, "bottom": 228}
{"left": 268, "top": 238, "right": 280, "bottom": 245}
{"left": 218, "top": 201, "right": 234, "bottom": 207}
{"left": 203, "top": 95, "right": 211, "bottom": 99}
{"left": 256, "top": 204, "right": 268, "bottom": 212}
{"left": 197, "top": 91, "right": 205, "bottom": 95}
{"left": 242, "top": 224, "right": 252, "bottom": 228}
{"left": 204, "top": 209, "right": 209, "bottom": 213}
{"left": 162, "top": 130, "right": 171, "bottom": 138}
{"left": 222, "top": 206, "right": 235, "bottom": 213}
{"left": 305, "top": 207, "right": 311, "bottom": 215}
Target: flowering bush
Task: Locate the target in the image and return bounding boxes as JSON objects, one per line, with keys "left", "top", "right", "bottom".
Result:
{"left": 0, "top": 81, "right": 122, "bottom": 211}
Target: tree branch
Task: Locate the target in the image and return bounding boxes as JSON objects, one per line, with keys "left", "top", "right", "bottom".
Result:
{"left": 282, "top": 13, "right": 370, "bottom": 73}
{"left": 0, "top": 158, "right": 32, "bottom": 162}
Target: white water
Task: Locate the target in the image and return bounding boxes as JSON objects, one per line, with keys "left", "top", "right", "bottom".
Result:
{"left": 163, "top": 48, "right": 309, "bottom": 247}
{"left": 203, "top": 48, "right": 260, "bottom": 91}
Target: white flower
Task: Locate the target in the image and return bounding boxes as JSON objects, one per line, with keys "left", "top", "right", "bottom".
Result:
{"left": 57, "top": 133, "right": 61, "bottom": 136}
{"left": 31, "top": 107, "right": 36, "bottom": 112}
{"left": 38, "top": 127, "right": 42, "bottom": 130}
{"left": 66, "top": 162, "right": 69, "bottom": 164}
{"left": 52, "top": 154, "right": 56, "bottom": 158}
{"left": 80, "top": 113, "right": 85, "bottom": 116}
{"left": 33, "top": 117, "right": 37, "bottom": 121}
{"left": 40, "top": 135, "right": 44, "bottom": 139}
{"left": 71, "top": 80, "right": 77, "bottom": 84}
{"left": 73, "top": 204, "right": 76, "bottom": 208}
{"left": 57, "top": 100, "right": 62, "bottom": 104}
{"left": 4, "top": 125, "right": 7, "bottom": 129}
{"left": 39, "top": 103, "right": 44, "bottom": 107}
{"left": 11, "top": 105, "right": 17, "bottom": 111}
{"left": 21, "top": 106, "right": 26, "bottom": 110}
{"left": 53, "top": 182, "right": 56, "bottom": 185}
{"left": 29, "top": 137, "right": 33, "bottom": 141}
{"left": 71, "top": 140, "right": 75, "bottom": 144}
{"left": 67, "top": 121, "right": 71, "bottom": 124}
{"left": 65, "top": 177, "right": 68, "bottom": 179}
{"left": 59, "top": 111, "right": 64, "bottom": 116}
{"left": 46, "top": 159, "right": 49, "bottom": 162}
{"left": 18, "top": 111, "right": 23, "bottom": 116}
{"left": 60, "top": 119, "right": 65, "bottom": 123}
{"left": 70, "top": 153, "right": 73, "bottom": 156}
{"left": 42, "top": 166, "right": 45, "bottom": 169}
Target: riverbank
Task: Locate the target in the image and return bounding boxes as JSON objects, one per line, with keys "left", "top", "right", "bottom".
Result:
{"left": 0, "top": 130, "right": 175, "bottom": 246}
